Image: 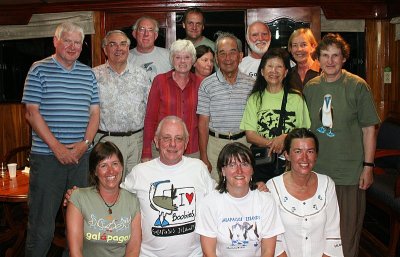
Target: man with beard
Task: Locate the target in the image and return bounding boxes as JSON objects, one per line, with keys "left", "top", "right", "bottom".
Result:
{"left": 239, "top": 21, "right": 271, "bottom": 80}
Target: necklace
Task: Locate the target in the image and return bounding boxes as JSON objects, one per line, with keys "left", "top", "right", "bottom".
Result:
{"left": 98, "top": 190, "right": 120, "bottom": 214}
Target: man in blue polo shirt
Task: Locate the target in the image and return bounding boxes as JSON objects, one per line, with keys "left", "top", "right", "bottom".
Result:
{"left": 22, "top": 22, "right": 100, "bottom": 257}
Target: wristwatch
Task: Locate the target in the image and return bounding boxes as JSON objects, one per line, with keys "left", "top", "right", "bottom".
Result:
{"left": 363, "top": 161, "right": 375, "bottom": 167}
{"left": 84, "top": 139, "right": 92, "bottom": 147}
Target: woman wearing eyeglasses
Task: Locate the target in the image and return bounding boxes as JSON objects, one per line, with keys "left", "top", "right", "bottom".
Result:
{"left": 196, "top": 142, "right": 284, "bottom": 257}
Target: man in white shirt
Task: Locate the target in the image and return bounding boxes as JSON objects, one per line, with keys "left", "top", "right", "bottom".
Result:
{"left": 121, "top": 116, "right": 215, "bottom": 257}
{"left": 239, "top": 21, "right": 271, "bottom": 79}
{"left": 129, "top": 16, "right": 172, "bottom": 82}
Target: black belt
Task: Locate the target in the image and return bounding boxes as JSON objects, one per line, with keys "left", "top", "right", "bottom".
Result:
{"left": 209, "top": 130, "right": 245, "bottom": 140}
{"left": 98, "top": 129, "right": 143, "bottom": 138}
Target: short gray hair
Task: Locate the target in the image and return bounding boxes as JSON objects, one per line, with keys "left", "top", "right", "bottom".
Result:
{"left": 155, "top": 116, "right": 189, "bottom": 140}
{"left": 101, "top": 30, "right": 131, "bottom": 48}
{"left": 54, "top": 22, "right": 84, "bottom": 43}
{"left": 169, "top": 39, "right": 196, "bottom": 65}
{"left": 215, "top": 31, "right": 242, "bottom": 54}
{"left": 132, "top": 16, "right": 160, "bottom": 33}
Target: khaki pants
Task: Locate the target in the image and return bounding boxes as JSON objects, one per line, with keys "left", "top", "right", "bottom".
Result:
{"left": 95, "top": 131, "right": 143, "bottom": 179}
{"left": 207, "top": 135, "right": 250, "bottom": 182}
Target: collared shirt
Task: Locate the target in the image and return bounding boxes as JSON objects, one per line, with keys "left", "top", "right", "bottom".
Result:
{"left": 197, "top": 69, "right": 254, "bottom": 133}
{"left": 289, "top": 60, "right": 320, "bottom": 92}
{"left": 93, "top": 61, "right": 150, "bottom": 132}
{"left": 142, "top": 70, "right": 202, "bottom": 159}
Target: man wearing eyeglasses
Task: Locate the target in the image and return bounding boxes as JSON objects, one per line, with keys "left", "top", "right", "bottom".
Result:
{"left": 121, "top": 115, "right": 215, "bottom": 257}
{"left": 93, "top": 30, "right": 151, "bottom": 178}
{"left": 129, "top": 16, "right": 172, "bottom": 82}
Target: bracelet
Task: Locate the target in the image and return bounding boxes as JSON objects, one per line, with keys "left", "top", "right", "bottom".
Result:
{"left": 363, "top": 161, "right": 375, "bottom": 167}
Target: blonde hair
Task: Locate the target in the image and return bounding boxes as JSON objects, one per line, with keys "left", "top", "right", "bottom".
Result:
{"left": 287, "top": 28, "right": 317, "bottom": 52}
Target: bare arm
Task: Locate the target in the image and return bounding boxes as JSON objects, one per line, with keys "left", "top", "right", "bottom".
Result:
{"left": 245, "top": 131, "right": 286, "bottom": 155}
{"left": 200, "top": 235, "right": 217, "bottom": 257}
{"left": 245, "top": 130, "right": 271, "bottom": 146}
{"left": 359, "top": 125, "right": 376, "bottom": 190}
{"left": 66, "top": 202, "right": 84, "bottom": 257}
{"left": 261, "top": 236, "right": 277, "bottom": 257}
{"left": 25, "top": 104, "right": 76, "bottom": 164}
{"left": 67, "top": 104, "right": 100, "bottom": 161}
{"left": 198, "top": 115, "right": 212, "bottom": 171}
{"left": 125, "top": 212, "right": 142, "bottom": 257}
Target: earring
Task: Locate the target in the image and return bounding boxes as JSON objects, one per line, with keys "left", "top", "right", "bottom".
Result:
{"left": 223, "top": 176, "right": 226, "bottom": 183}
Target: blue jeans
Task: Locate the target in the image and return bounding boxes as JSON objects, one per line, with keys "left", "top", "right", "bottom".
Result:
{"left": 25, "top": 152, "right": 89, "bottom": 257}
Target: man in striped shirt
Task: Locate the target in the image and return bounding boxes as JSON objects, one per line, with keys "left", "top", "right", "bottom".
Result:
{"left": 22, "top": 22, "right": 100, "bottom": 257}
{"left": 197, "top": 32, "right": 254, "bottom": 182}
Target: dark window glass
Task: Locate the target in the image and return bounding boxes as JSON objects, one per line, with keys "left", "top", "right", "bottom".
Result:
{"left": 0, "top": 35, "right": 91, "bottom": 102}
{"left": 176, "top": 10, "right": 246, "bottom": 52}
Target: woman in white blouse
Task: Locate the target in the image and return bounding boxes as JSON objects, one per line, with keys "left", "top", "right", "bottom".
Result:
{"left": 266, "top": 128, "right": 343, "bottom": 257}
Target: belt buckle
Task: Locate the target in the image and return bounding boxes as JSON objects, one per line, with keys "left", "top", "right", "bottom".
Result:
{"left": 228, "top": 132, "right": 232, "bottom": 140}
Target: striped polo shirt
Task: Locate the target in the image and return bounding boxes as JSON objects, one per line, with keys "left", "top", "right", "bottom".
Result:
{"left": 22, "top": 56, "right": 99, "bottom": 155}
{"left": 197, "top": 69, "right": 254, "bottom": 133}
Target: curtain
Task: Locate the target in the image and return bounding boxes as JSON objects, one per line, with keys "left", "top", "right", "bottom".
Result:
{"left": 0, "top": 11, "right": 94, "bottom": 41}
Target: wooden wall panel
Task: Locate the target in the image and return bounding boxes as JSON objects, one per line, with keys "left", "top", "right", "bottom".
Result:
{"left": 0, "top": 104, "right": 31, "bottom": 166}
{"left": 92, "top": 11, "right": 106, "bottom": 67}
{"left": 365, "top": 19, "right": 400, "bottom": 121}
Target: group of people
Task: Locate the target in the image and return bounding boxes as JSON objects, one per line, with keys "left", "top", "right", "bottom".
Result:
{"left": 21, "top": 6, "right": 380, "bottom": 257}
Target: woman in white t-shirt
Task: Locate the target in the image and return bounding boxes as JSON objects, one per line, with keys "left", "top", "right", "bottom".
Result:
{"left": 266, "top": 128, "right": 343, "bottom": 257}
{"left": 196, "top": 142, "right": 284, "bottom": 257}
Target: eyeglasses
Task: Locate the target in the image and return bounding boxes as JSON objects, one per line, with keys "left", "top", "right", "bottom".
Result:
{"left": 225, "top": 162, "right": 251, "bottom": 170}
{"left": 160, "top": 136, "right": 186, "bottom": 144}
{"left": 137, "top": 27, "right": 155, "bottom": 34}
{"left": 106, "top": 41, "right": 129, "bottom": 48}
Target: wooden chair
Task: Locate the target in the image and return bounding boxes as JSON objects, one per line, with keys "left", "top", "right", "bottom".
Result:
{"left": 363, "top": 118, "right": 400, "bottom": 257}
{"left": 3, "top": 145, "right": 31, "bottom": 169}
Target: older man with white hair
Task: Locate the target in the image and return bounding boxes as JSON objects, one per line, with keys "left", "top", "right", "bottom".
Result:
{"left": 239, "top": 21, "right": 271, "bottom": 79}
{"left": 122, "top": 116, "right": 215, "bottom": 257}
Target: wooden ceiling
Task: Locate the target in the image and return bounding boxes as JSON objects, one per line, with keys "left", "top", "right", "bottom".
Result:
{"left": 0, "top": 0, "right": 399, "bottom": 25}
